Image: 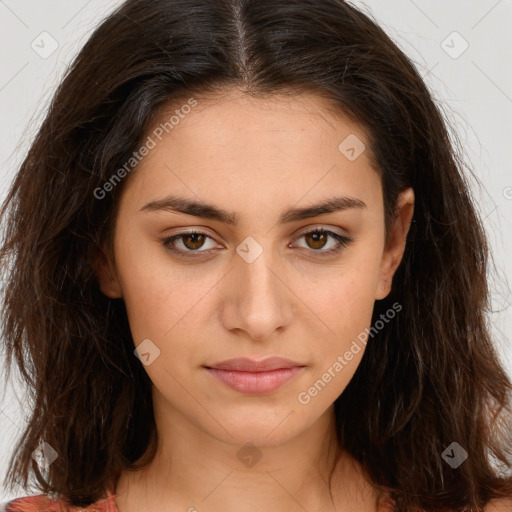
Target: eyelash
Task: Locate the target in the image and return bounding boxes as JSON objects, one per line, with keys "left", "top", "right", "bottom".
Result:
{"left": 161, "top": 228, "right": 353, "bottom": 258}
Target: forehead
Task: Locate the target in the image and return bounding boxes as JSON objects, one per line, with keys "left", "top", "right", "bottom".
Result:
{"left": 149, "top": 88, "right": 373, "bottom": 156}
{"left": 119, "top": 89, "right": 382, "bottom": 220}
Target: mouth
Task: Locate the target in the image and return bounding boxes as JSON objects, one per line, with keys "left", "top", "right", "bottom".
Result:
{"left": 204, "top": 357, "right": 305, "bottom": 395}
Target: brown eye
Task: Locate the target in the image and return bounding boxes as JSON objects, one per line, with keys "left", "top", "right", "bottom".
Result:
{"left": 304, "top": 231, "right": 329, "bottom": 250}
{"left": 162, "top": 230, "right": 218, "bottom": 256}
{"left": 293, "top": 228, "right": 353, "bottom": 256}
{"left": 181, "top": 233, "right": 207, "bottom": 250}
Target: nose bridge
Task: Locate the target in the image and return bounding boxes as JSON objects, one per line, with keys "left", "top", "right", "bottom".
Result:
{"left": 237, "top": 235, "right": 282, "bottom": 307}
{"left": 225, "top": 235, "right": 292, "bottom": 339}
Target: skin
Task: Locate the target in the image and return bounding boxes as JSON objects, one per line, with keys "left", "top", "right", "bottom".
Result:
{"left": 94, "top": 88, "right": 415, "bottom": 512}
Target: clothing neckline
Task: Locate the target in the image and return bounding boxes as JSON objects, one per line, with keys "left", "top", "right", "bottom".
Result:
{"left": 98, "top": 488, "right": 121, "bottom": 512}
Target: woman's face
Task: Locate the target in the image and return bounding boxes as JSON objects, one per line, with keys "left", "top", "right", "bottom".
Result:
{"left": 95, "top": 89, "right": 414, "bottom": 447}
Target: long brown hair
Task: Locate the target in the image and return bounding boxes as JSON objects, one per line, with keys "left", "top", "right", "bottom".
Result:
{"left": 1, "top": 1, "right": 511, "bottom": 510}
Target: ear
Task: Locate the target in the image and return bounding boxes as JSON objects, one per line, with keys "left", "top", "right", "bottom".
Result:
{"left": 92, "top": 245, "right": 123, "bottom": 298}
{"left": 375, "top": 187, "right": 415, "bottom": 300}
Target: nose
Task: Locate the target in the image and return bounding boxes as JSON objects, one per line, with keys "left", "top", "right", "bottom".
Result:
{"left": 220, "top": 245, "right": 294, "bottom": 342}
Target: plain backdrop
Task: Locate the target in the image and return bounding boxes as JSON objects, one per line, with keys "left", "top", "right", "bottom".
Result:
{"left": 1, "top": 0, "right": 511, "bottom": 503}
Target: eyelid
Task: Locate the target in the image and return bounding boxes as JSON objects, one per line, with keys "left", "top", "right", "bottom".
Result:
{"left": 294, "top": 224, "right": 350, "bottom": 239}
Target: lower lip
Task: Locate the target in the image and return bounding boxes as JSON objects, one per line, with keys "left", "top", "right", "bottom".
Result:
{"left": 206, "top": 367, "right": 304, "bottom": 394}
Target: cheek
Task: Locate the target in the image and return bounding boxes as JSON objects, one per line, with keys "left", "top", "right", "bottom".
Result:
{"left": 114, "top": 234, "right": 222, "bottom": 354}
{"left": 300, "top": 278, "right": 378, "bottom": 410}
{"left": 316, "top": 274, "right": 376, "bottom": 373}
{"left": 318, "top": 248, "right": 383, "bottom": 336}
{"left": 307, "top": 242, "right": 383, "bottom": 383}
{"left": 121, "top": 269, "right": 202, "bottom": 343}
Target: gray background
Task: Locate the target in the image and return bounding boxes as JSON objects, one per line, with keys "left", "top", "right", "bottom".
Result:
{"left": 1, "top": 0, "right": 511, "bottom": 502}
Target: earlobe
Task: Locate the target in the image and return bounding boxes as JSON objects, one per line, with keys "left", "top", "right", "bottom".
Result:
{"left": 375, "top": 187, "right": 415, "bottom": 300}
{"left": 92, "top": 246, "right": 123, "bottom": 298}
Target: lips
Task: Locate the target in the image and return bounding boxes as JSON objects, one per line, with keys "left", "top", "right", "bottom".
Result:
{"left": 204, "top": 357, "right": 305, "bottom": 394}
{"left": 206, "top": 357, "right": 304, "bottom": 372}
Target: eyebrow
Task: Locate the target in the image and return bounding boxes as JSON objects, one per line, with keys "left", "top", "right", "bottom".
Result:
{"left": 139, "top": 194, "right": 367, "bottom": 225}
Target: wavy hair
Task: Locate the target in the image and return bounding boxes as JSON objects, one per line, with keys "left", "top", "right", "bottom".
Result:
{"left": 1, "top": 0, "right": 511, "bottom": 510}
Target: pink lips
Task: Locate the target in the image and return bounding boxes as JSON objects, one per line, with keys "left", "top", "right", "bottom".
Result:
{"left": 205, "top": 357, "right": 305, "bottom": 394}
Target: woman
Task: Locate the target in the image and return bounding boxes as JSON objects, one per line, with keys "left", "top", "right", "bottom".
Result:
{"left": 1, "top": 0, "right": 511, "bottom": 510}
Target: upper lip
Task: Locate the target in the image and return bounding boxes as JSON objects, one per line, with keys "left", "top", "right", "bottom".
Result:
{"left": 206, "top": 357, "right": 304, "bottom": 372}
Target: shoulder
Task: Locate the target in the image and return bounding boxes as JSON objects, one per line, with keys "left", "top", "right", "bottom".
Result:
{"left": 483, "top": 497, "right": 512, "bottom": 511}
{"left": 3, "top": 492, "right": 119, "bottom": 512}
{"left": 3, "top": 494, "right": 60, "bottom": 511}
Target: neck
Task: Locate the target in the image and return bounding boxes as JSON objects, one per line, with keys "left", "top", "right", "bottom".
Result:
{"left": 114, "top": 400, "right": 380, "bottom": 512}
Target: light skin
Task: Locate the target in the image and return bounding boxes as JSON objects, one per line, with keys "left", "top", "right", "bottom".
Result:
{"left": 94, "top": 88, "right": 415, "bottom": 512}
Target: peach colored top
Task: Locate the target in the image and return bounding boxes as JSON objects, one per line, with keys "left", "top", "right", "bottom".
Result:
{"left": 4, "top": 488, "right": 120, "bottom": 512}
{"left": 4, "top": 487, "right": 397, "bottom": 511}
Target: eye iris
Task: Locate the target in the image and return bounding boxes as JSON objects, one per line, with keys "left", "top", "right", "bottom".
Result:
{"left": 305, "top": 231, "right": 327, "bottom": 250}
{"left": 183, "top": 233, "right": 206, "bottom": 250}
